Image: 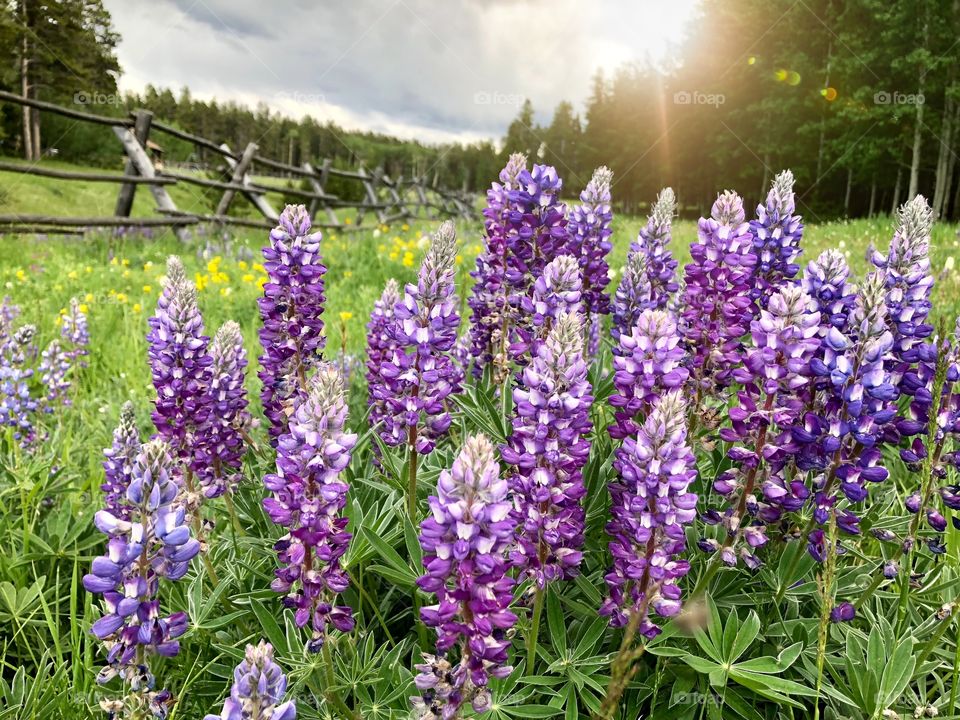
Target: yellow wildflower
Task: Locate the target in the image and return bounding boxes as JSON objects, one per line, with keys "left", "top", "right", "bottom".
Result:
{"left": 84, "top": 293, "right": 94, "bottom": 303}
{"left": 339, "top": 311, "right": 354, "bottom": 321}
{"left": 143, "top": 285, "right": 152, "bottom": 294}
{"left": 242, "top": 273, "right": 255, "bottom": 283}
{"left": 67, "top": 270, "right": 79, "bottom": 280}
{"left": 132, "top": 303, "right": 142, "bottom": 313}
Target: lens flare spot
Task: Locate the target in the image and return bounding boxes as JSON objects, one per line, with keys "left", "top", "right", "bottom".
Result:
{"left": 787, "top": 71, "right": 801, "bottom": 86}
{"left": 747, "top": 56, "right": 757, "bottom": 65}
{"left": 821, "top": 87, "right": 838, "bottom": 101}
{"left": 775, "top": 69, "right": 788, "bottom": 82}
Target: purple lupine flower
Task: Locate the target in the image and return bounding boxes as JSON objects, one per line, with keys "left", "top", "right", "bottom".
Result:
{"left": 587, "top": 312, "right": 603, "bottom": 359}
{"left": 414, "top": 434, "right": 517, "bottom": 718}
{"left": 101, "top": 401, "right": 140, "bottom": 522}
{"left": 204, "top": 641, "right": 295, "bottom": 720}
{"left": 258, "top": 205, "right": 327, "bottom": 441}
{"left": 501, "top": 313, "right": 593, "bottom": 586}
{"left": 749, "top": 170, "right": 803, "bottom": 306}
{"left": 194, "top": 321, "right": 249, "bottom": 498}
{"left": 792, "top": 273, "right": 898, "bottom": 557}
{"left": 707, "top": 286, "right": 821, "bottom": 566}
{"left": 802, "top": 249, "right": 856, "bottom": 335}
{"left": 600, "top": 391, "right": 698, "bottom": 636}
{"left": 898, "top": 317, "right": 960, "bottom": 552}
{"left": 869, "top": 195, "right": 934, "bottom": 381}
{"left": 263, "top": 364, "right": 357, "bottom": 652}
{"left": 681, "top": 190, "right": 757, "bottom": 393}
{"left": 514, "top": 254, "right": 583, "bottom": 354}
{"left": 366, "top": 278, "right": 401, "bottom": 429}
{"left": 468, "top": 153, "right": 527, "bottom": 376}
{"left": 611, "top": 250, "right": 652, "bottom": 344}
{"left": 38, "top": 339, "right": 71, "bottom": 409}
{"left": 62, "top": 296, "right": 90, "bottom": 366}
{"left": 567, "top": 167, "right": 613, "bottom": 320}
{"left": 378, "top": 221, "right": 461, "bottom": 455}
{"left": 609, "top": 309, "right": 689, "bottom": 441}
{"left": 503, "top": 164, "right": 569, "bottom": 348}
{"left": 830, "top": 602, "right": 856, "bottom": 623}
{"left": 631, "top": 187, "right": 679, "bottom": 311}
{"left": 0, "top": 324, "right": 38, "bottom": 443}
{"left": 147, "top": 256, "right": 213, "bottom": 464}
{"left": 83, "top": 438, "right": 198, "bottom": 676}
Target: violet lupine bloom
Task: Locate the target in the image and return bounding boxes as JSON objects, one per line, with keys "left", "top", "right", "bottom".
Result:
{"left": 503, "top": 164, "right": 569, "bottom": 344}
{"left": 39, "top": 339, "right": 71, "bottom": 409}
{"left": 0, "top": 324, "right": 38, "bottom": 442}
{"left": 366, "top": 278, "right": 400, "bottom": 429}
{"left": 195, "top": 321, "right": 250, "bottom": 498}
{"left": 378, "top": 221, "right": 461, "bottom": 455}
{"left": 147, "top": 256, "right": 213, "bottom": 464}
{"left": 898, "top": 317, "right": 960, "bottom": 554}
{"left": 258, "top": 204, "right": 328, "bottom": 441}
{"left": 62, "top": 296, "right": 90, "bottom": 365}
{"left": 263, "top": 364, "right": 357, "bottom": 652}
{"left": 749, "top": 170, "right": 804, "bottom": 307}
{"left": 468, "top": 153, "right": 527, "bottom": 375}
{"left": 631, "top": 187, "right": 679, "bottom": 311}
{"left": 515, "top": 254, "right": 583, "bottom": 353}
{"left": 102, "top": 402, "right": 141, "bottom": 522}
{"left": 501, "top": 313, "right": 593, "bottom": 586}
{"left": 414, "top": 434, "right": 517, "bottom": 718}
{"left": 600, "top": 391, "right": 697, "bottom": 637}
{"left": 792, "top": 273, "right": 898, "bottom": 558}
{"left": 83, "top": 439, "right": 198, "bottom": 678}
{"left": 567, "top": 167, "right": 614, "bottom": 344}
{"left": 204, "top": 641, "right": 295, "bottom": 720}
{"left": 681, "top": 190, "right": 757, "bottom": 393}
{"left": 608, "top": 309, "right": 689, "bottom": 441}
{"left": 869, "top": 195, "right": 934, "bottom": 385}
{"left": 802, "top": 249, "right": 856, "bottom": 335}
{"left": 611, "top": 251, "right": 653, "bottom": 344}
{"left": 704, "top": 286, "right": 821, "bottom": 567}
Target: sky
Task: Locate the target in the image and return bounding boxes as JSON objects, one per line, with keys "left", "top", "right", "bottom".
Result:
{"left": 104, "top": 0, "right": 701, "bottom": 145}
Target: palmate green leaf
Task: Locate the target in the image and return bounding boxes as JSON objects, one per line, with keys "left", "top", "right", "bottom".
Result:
{"left": 546, "top": 587, "right": 566, "bottom": 656}
{"left": 693, "top": 627, "right": 723, "bottom": 663}
{"left": 250, "top": 598, "right": 289, "bottom": 655}
{"left": 734, "top": 642, "right": 803, "bottom": 674}
{"left": 727, "top": 670, "right": 809, "bottom": 709}
{"left": 706, "top": 595, "right": 723, "bottom": 651}
{"left": 573, "top": 615, "right": 610, "bottom": 660}
{"left": 722, "top": 686, "right": 767, "bottom": 720}
{"left": 880, "top": 640, "right": 916, "bottom": 706}
{"left": 728, "top": 611, "right": 760, "bottom": 663}
{"left": 721, "top": 606, "right": 740, "bottom": 660}
{"left": 681, "top": 654, "right": 723, "bottom": 675}
{"left": 507, "top": 705, "right": 565, "bottom": 718}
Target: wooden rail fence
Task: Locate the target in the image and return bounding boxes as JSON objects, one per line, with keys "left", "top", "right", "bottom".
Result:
{"left": 0, "top": 90, "right": 478, "bottom": 238}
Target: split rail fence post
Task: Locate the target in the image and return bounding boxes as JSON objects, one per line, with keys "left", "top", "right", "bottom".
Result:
{"left": 216, "top": 142, "right": 258, "bottom": 216}
{"left": 114, "top": 109, "right": 154, "bottom": 217}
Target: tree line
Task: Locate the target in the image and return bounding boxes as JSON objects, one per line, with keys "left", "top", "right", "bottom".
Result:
{"left": 3, "top": 0, "right": 960, "bottom": 220}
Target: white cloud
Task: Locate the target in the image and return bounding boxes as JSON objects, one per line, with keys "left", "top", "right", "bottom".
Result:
{"left": 106, "top": 0, "right": 700, "bottom": 144}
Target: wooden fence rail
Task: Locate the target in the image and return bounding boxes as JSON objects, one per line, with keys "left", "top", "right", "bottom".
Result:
{"left": 0, "top": 90, "right": 477, "bottom": 238}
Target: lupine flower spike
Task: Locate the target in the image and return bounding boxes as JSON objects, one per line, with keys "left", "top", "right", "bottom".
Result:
{"left": 601, "top": 391, "right": 698, "bottom": 636}
{"left": 263, "top": 363, "right": 357, "bottom": 652}
{"left": 702, "top": 286, "right": 820, "bottom": 567}
{"left": 750, "top": 170, "right": 804, "bottom": 307}
{"left": 681, "top": 190, "right": 757, "bottom": 396}
{"left": 376, "top": 220, "right": 461, "bottom": 456}
{"left": 83, "top": 438, "right": 199, "bottom": 717}
{"left": 468, "top": 153, "right": 527, "bottom": 377}
{"left": 414, "top": 433, "right": 517, "bottom": 719}
{"left": 366, "top": 278, "right": 401, "bottom": 430}
{"left": 612, "top": 188, "right": 677, "bottom": 341}
{"left": 204, "top": 641, "right": 295, "bottom": 720}
{"left": 258, "top": 205, "right": 328, "bottom": 441}
{"left": 567, "top": 167, "right": 614, "bottom": 356}
{"left": 195, "top": 321, "right": 250, "bottom": 498}
{"left": 502, "top": 312, "right": 593, "bottom": 586}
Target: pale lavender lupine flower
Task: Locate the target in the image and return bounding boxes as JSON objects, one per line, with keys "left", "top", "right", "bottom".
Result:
{"left": 567, "top": 167, "right": 614, "bottom": 320}
{"left": 414, "top": 434, "right": 516, "bottom": 718}
{"left": 262, "top": 364, "right": 357, "bottom": 652}
{"left": 204, "top": 641, "right": 295, "bottom": 720}
{"left": 366, "top": 278, "right": 401, "bottom": 430}
{"left": 101, "top": 401, "right": 140, "bottom": 522}
{"left": 502, "top": 313, "right": 593, "bottom": 586}
{"left": 750, "top": 170, "right": 804, "bottom": 306}
{"left": 378, "top": 221, "right": 461, "bottom": 455}
{"left": 600, "top": 392, "right": 697, "bottom": 637}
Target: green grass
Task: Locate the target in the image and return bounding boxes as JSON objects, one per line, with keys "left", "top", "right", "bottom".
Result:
{"left": 2, "top": 162, "right": 960, "bottom": 718}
